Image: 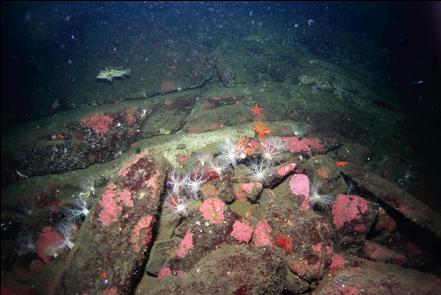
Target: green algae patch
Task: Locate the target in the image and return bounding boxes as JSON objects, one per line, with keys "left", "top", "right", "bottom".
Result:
{"left": 229, "top": 200, "right": 254, "bottom": 217}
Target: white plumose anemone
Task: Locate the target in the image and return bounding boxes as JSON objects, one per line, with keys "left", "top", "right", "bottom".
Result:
{"left": 218, "top": 138, "right": 242, "bottom": 168}
{"left": 309, "top": 183, "right": 334, "bottom": 209}
{"left": 80, "top": 177, "right": 96, "bottom": 197}
{"left": 248, "top": 159, "right": 272, "bottom": 183}
{"left": 64, "top": 196, "right": 89, "bottom": 221}
{"left": 208, "top": 158, "right": 229, "bottom": 176}
{"left": 167, "top": 169, "right": 186, "bottom": 196}
{"left": 56, "top": 222, "right": 75, "bottom": 250}
{"left": 261, "top": 136, "right": 287, "bottom": 162}
{"left": 194, "top": 152, "right": 214, "bottom": 167}
{"left": 164, "top": 194, "right": 193, "bottom": 219}
{"left": 184, "top": 171, "right": 206, "bottom": 199}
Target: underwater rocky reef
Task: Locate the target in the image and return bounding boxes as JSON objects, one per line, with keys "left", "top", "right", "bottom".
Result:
{"left": 2, "top": 101, "right": 440, "bottom": 294}
{"left": 2, "top": 2, "right": 441, "bottom": 295}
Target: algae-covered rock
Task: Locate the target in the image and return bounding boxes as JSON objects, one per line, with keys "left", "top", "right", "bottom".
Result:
{"left": 315, "top": 259, "right": 441, "bottom": 295}
{"left": 331, "top": 194, "right": 379, "bottom": 250}
{"left": 253, "top": 179, "right": 334, "bottom": 281}
{"left": 144, "top": 244, "right": 287, "bottom": 295}
{"left": 160, "top": 197, "right": 241, "bottom": 274}
{"left": 10, "top": 108, "right": 150, "bottom": 177}
{"left": 52, "top": 149, "right": 170, "bottom": 295}
{"left": 145, "top": 239, "right": 180, "bottom": 276}
{"left": 341, "top": 162, "right": 441, "bottom": 240}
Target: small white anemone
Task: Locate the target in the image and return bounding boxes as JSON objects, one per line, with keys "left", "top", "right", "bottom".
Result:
{"left": 218, "top": 137, "right": 241, "bottom": 167}
{"left": 164, "top": 193, "right": 193, "bottom": 219}
{"left": 261, "top": 136, "right": 287, "bottom": 162}
{"left": 208, "top": 158, "right": 229, "bottom": 176}
{"left": 80, "top": 177, "right": 96, "bottom": 197}
{"left": 64, "top": 196, "right": 89, "bottom": 222}
{"left": 184, "top": 170, "right": 206, "bottom": 198}
{"left": 194, "top": 152, "right": 213, "bottom": 167}
{"left": 167, "top": 169, "right": 186, "bottom": 195}
{"left": 309, "top": 183, "right": 334, "bottom": 209}
{"left": 56, "top": 222, "right": 75, "bottom": 250}
{"left": 248, "top": 159, "right": 272, "bottom": 183}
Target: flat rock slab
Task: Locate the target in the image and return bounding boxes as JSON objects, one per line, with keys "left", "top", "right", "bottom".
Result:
{"left": 10, "top": 108, "right": 150, "bottom": 178}
{"left": 341, "top": 163, "right": 441, "bottom": 240}
{"left": 315, "top": 259, "right": 441, "bottom": 294}
{"left": 141, "top": 95, "right": 197, "bottom": 137}
{"left": 256, "top": 182, "right": 334, "bottom": 281}
{"left": 331, "top": 194, "right": 379, "bottom": 249}
{"left": 52, "top": 149, "right": 170, "bottom": 295}
{"left": 183, "top": 98, "right": 250, "bottom": 133}
{"left": 144, "top": 244, "right": 287, "bottom": 295}
{"left": 161, "top": 197, "right": 241, "bottom": 274}
{"left": 5, "top": 95, "right": 197, "bottom": 181}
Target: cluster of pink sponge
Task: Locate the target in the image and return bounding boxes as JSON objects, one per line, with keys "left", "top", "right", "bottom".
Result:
{"left": 331, "top": 194, "right": 368, "bottom": 229}
{"left": 230, "top": 219, "right": 254, "bottom": 242}
{"left": 80, "top": 113, "right": 114, "bottom": 134}
{"left": 175, "top": 230, "right": 194, "bottom": 258}
{"left": 198, "top": 197, "right": 225, "bottom": 224}
{"left": 130, "top": 215, "right": 154, "bottom": 253}
{"left": 282, "top": 136, "right": 325, "bottom": 154}
{"left": 98, "top": 183, "right": 120, "bottom": 226}
{"left": 289, "top": 174, "right": 311, "bottom": 209}
{"left": 98, "top": 183, "right": 135, "bottom": 226}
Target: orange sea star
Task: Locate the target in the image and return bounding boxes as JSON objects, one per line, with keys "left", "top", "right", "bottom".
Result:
{"left": 251, "top": 104, "right": 263, "bottom": 117}
{"left": 254, "top": 121, "right": 271, "bottom": 139}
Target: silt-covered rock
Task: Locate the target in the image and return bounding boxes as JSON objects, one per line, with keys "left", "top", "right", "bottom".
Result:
{"left": 315, "top": 259, "right": 441, "bottom": 295}
{"left": 52, "top": 149, "right": 170, "bottom": 295}
{"left": 341, "top": 162, "right": 441, "bottom": 240}
{"left": 254, "top": 179, "right": 334, "bottom": 282}
{"left": 331, "top": 194, "right": 378, "bottom": 249}
{"left": 145, "top": 244, "right": 287, "bottom": 295}
{"left": 15, "top": 108, "right": 150, "bottom": 177}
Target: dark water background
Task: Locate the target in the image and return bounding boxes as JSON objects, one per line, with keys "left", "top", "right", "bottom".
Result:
{"left": 3, "top": 2, "right": 440, "bottom": 120}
